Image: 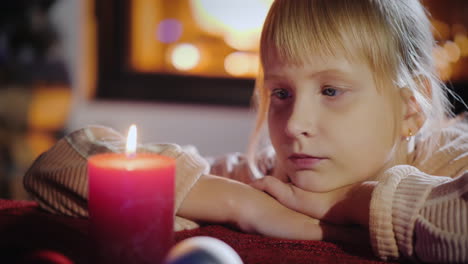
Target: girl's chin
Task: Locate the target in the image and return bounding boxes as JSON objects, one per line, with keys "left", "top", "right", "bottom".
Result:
{"left": 289, "top": 172, "right": 349, "bottom": 193}
{"left": 290, "top": 176, "right": 330, "bottom": 193}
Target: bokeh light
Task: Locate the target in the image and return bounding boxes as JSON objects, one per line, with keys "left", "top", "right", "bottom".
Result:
{"left": 224, "top": 52, "right": 259, "bottom": 77}
{"left": 129, "top": 0, "right": 467, "bottom": 82}
{"left": 157, "top": 19, "right": 183, "bottom": 43}
{"left": 224, "top": 31, "right": 259, "bottom": 51}
{"left": 454, "top": 34, "right": 468, "bottom": 57}
{"left": 433, "top": 45, "right": 449, "bottom": 68}
{"left": 171, "top": 43, "right": 200, "bottom": 71}
{"left": 444, "top": 41, "right": 461, "bottom": 63}
{"left": 190, "top": 0, "right": 273, "bottom": 51}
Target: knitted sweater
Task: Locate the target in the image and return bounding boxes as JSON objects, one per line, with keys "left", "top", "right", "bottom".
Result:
{"left": 23, "top": 116, "right": 468, "bottom": 263}
{"left": 209, "top": 116, "right": 468, "bottom": 263}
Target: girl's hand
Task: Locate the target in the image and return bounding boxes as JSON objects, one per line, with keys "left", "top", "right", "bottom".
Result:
{"left": 236, "top": 185, "right": 368, "bottom": 244}
{"left": 178, "top": 175, "right": 368, "bottom": 243}
{"left": 178, "top": 174, "right": 323, "bottom": 239}
{"left": 250, "top": 176, "right": 377, "bottom": 227}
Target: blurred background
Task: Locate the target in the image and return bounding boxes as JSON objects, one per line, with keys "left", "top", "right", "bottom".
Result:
{"left": 0, "top": 0, "right": 467, "bottom": 200}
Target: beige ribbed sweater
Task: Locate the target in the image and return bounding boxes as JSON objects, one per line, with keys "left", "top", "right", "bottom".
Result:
{"left": 369, "top": 117, "right": 468, "bottom": 263}
{"left": 23, "top": 117, "right": 468, "bottom": 263}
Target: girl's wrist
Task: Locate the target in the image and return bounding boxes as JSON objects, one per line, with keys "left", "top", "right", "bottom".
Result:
{"left": 227, "top": 182, "right": 266, "bottom": 233}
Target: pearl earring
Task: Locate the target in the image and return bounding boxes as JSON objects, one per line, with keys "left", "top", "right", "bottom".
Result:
{"left": 406, "top": 129, "right": 413, "bottom": 141}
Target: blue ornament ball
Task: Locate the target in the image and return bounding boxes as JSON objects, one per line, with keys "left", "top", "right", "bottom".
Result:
{"left": 165, "top": 236, "right": 243, "bottom": 264}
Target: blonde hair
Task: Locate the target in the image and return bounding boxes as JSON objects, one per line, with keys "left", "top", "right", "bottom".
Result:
{"left": 247, "top": 0, "right": 453, "bottom": 173}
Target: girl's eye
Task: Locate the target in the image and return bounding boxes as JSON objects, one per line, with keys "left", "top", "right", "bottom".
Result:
{"left": 271, "top": 88, "right": 292, "bottom": 100}
{"left": 321, "top": 87, "right": 342, "bottom": 97}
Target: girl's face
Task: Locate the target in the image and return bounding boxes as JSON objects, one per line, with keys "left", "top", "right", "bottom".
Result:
{"left": 265, "top": 54, "right": 400, "bottom": 193}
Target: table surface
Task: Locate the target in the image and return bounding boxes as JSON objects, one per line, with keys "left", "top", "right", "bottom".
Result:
{"left": 0, "top": 199, "right": 402, "bottom": 264}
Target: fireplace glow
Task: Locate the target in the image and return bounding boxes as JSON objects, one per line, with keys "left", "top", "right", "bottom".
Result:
{"left": 128, "top": 0, "right": 468, "bottom": 81}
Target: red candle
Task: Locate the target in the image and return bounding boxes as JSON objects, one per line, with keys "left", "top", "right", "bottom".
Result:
{"left": 88, "top": 125, "right": 175, "bottom": 264}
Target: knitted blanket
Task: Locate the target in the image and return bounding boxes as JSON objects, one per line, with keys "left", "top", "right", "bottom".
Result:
{"left": 0, "top": 199, "right": 398, "bottom": 264}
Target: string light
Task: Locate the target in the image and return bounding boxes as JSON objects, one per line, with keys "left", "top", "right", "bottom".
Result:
{"left": 171, "top": 43, "right": 201, "bottom": 71}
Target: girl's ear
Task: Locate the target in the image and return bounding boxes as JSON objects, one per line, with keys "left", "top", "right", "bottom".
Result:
{"left": 399, "top": 86, "right": 425, "bottom": 137}
{"left": 400, "top": 76, "right": 431, "bottom": 138}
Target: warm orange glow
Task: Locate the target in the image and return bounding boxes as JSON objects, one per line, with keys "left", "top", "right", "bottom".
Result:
{"left": 190, "top": 0, "right": 272, "bottom": 51}
{"left": 28, "top": 86, "right": 71, "bottom": 131}
{"left": 431, "top": 19, "right": 451, "bottom": 40}
{"left": 123, "top": 0, "right": 465, "bottom": 82}
{"left": 433, "top": 45, "right": 449, "bottom": 69}
{"left": 130, "top": 0, "right": 163, "bottom": 71}
{"left": 171, "top": 44, "right": 201, "bottom": 71}
{"left": 190, "top": 0, "right": 224, "bottom": 36}
{"left": 26, "top": 132, "right": 57, "bottom": 161}
{"left": 452, "top": 24, "right": 466, "bottom": 36}
{"left": 84, "top": 0, "right": 96, "bottom": 100}
{"left": 454, "top": 34, "right": 468, "bottom": 57}
{"left": 439, "top": 65, "right": 453, "bottom": 81}
{"left": 444, "top": 41, "right": 461, "bottom": 62}
{"left": 433, "top": 45, "right": 453, "bottom": 80}
{"left": 250, "top": 56, "right": 260, "bottom": 76}
{"left": 224, "top": 52, "right": 259, "bottom": 77}
{"left": 224, "top": 31, "right": 259, "bottom": 51}
{"left": 126, "top": 125, "right": 137, "bottom": 157}
{"left": 225, "top": 52, "right": 249, "bottom": 76}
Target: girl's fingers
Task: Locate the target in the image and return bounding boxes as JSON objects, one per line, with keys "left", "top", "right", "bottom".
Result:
{"left": 251, "top": 176, "right": 331, "bottom": 219}
{"left": 250, "top": 176, "right": 299, "bottom": 211}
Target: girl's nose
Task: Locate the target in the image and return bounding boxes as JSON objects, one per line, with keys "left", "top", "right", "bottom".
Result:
{"left": 285, "top": 101, "right": 317, "bottom": 138}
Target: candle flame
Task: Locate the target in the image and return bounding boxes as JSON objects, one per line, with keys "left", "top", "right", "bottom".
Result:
{"left": 126, "top": 124, "right": 137, "bottom": 157}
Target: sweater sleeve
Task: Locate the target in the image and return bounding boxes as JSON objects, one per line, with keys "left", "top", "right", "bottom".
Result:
{"left": 23, "top": 125, "right": 208, "bottom": 231}
{"left": 208, "top": 146, "right": 275, "bottom": 183}
{"left": 369, "top": 165, "right": 468, "bottom": 262}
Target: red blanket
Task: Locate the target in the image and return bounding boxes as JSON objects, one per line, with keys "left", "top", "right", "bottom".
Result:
{"left": 0, "top": 199, "right": 399, "bottom": 264}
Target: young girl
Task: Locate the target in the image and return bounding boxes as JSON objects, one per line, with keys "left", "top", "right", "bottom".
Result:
{"left": 24, "top": 0, "right": 467, "bottom": 263}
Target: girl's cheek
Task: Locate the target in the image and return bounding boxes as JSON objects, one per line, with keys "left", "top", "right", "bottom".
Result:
{"left": 323, "top": 94, "right": 352, "bottom": 112}
{"left": 269, "top": 114, "right": 285, "bottom": 133}
{"left": 269, "top": 104, "right": 287, "bottom": 123}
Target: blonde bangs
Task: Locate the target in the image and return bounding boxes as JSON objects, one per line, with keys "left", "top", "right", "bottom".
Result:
{"left": 259, "top": 0, "right": 398, "bottom": 90}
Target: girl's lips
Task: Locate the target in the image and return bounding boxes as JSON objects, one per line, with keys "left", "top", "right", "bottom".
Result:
{"left": 288, "top": 154, "right": 327, "bottom": 169}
